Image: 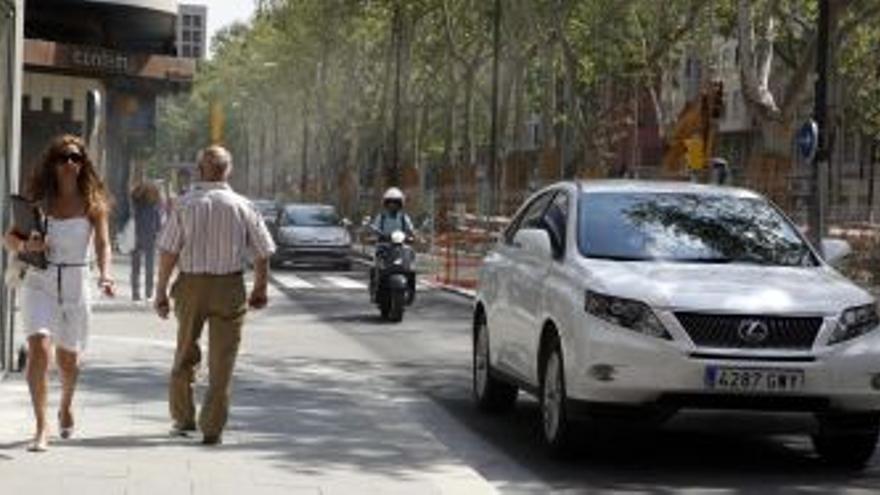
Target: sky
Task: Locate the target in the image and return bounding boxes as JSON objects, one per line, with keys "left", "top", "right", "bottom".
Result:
{"left": 193, "top": 0, "right": 257, "bottom": 56}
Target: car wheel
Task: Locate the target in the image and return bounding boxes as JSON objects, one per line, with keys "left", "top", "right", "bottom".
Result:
{"left": 813, "top": 413, "right": 880, "bottom": 469}
{"left": 541, "top": 338, "right": 575, "bottom": 456}
{"left": 473, "top": 312, "right": 517, "bottom": 413}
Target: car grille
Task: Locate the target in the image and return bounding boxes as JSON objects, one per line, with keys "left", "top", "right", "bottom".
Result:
{"left": 674, "top": 313, "right": 823, "bottom": 350}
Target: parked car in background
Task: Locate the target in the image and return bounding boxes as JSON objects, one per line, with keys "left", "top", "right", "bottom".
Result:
{"left": 251, "top": 199, "right": 280, "bottom": 229}
{"left": 474, "top": 180, "right": 880, "bottom": 467}
{"left": 272, "top": 203, "right": 352, "bottom": 270}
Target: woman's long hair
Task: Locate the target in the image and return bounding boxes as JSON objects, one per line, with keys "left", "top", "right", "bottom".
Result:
{"left": 28, "top": 135, "right": 110, "bottom": 218}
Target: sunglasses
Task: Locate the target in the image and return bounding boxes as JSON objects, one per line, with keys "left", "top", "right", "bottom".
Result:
{"left": 57, "top": 151, "right": 85, "bottom": 165}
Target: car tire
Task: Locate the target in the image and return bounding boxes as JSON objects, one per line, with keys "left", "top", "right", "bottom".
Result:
{"left": 813, "top": 413, "right": 880, "bottom": 469}
{"left": 540, "top": 337, "right": 576, "bottom": 457}
{"left": 473, "top": 312, "right": 517, "bottom": 413}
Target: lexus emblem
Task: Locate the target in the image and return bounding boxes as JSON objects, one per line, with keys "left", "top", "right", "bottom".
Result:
{"left": 737, "top": 320, "right": 770, "bottom": 344}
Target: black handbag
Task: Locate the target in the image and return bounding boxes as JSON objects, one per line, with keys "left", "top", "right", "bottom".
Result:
{"left": 10, "top": 195, "right": 49, "bottom": 270}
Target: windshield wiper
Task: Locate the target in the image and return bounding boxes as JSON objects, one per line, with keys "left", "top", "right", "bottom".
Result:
{"left": 586, "top": 254, "right": 652, "bottom": 262}
{"left": 669, "top": 257, "right": 736, "bottom": 264}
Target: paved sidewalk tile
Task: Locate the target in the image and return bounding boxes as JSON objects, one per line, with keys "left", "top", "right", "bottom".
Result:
{"left": 0, "top": 258, "right": 498, "bottom": 494}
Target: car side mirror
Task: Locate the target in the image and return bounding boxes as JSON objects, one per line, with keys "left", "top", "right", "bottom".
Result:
{"left": 821, "top": 238, "right": 852, "bottom": 267}
{"left": 513, "top": 228, "right": 553, "bottom": 259}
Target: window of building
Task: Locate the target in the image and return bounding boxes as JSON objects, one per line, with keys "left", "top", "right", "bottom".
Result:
{"left": 183, "top": 30, "right": 192, "bottom": 42}
{"left": 63, "top": 99, "right": 73, "bottom": 117}
{"left": 193, "top": 15, "right": 202, "bottom": 28}
{"left": 182, "top": 45, "right": 192, "bottom": 57}
{"left": 42, "top": 97, "right": 52, "bottom": 113}
{"left": 193, "top": 31, "right": 202, "bottom": 43}
{"left": 193, "top": 46, "right": 202, "bottom": 59}
{"left": 183, "top": 15, "right": 192, "bottom": 27}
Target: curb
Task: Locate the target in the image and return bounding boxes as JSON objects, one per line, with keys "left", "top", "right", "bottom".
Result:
{"left": 424, "top": 281, "right": 476, "bottom": 300}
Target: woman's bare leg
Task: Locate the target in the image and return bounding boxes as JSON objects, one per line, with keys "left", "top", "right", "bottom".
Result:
{"left": 56, "top": 347, "right": 79, "bottom": 436}
{"left": 26, "top": 335, "right": 51, "bottom": 449}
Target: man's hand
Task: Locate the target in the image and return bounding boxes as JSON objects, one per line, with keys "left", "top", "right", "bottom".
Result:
{"left": 249, "top": 285, "right": 268, "bottom": 310}
{"left": 154, "top": 292, "right": 171, "bottom": 319}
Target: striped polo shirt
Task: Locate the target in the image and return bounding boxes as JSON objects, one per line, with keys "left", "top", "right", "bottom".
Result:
{"left": 157, "top": 182, "right": 276, "bottom": 275}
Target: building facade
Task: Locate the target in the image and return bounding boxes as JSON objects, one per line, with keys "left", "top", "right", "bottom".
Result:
{"left": 0, "top": 0, "right": 23, "bottom": 373}
{"left": 177, "top": 3, "right": 207, "bottom": 60}
{"left": 22, "top": 0, "right": 195, "bottom": 231}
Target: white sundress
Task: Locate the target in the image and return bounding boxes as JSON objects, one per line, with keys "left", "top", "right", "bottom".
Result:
{"left": 20, "top": 217, "right": 93, "bottom": 353}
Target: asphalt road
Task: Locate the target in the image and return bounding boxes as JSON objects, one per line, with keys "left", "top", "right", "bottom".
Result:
{"left": 268, "top": 263, "right": 880, "bottom": 495}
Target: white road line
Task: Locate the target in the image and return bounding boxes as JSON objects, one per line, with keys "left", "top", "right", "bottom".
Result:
{"left": 322, "top": 276, "right": 367, "bottom": 290}
{"left": 272, "top": 273, "right": 316, "bottom": 289}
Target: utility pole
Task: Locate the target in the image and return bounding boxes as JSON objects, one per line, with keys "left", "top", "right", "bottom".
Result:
{"left": 273, "top": 104, "right": 279, "bottom": 198}
{"left": 301, "top": 101, "right": 309, "bottom": 201}
{"left": 390, "top": 2, "right": 403, "bottom": 187}
{"left": 488, "top": 0, "right": 501, "bottom": 215}
{"left": 808, "top": 0, "right": 831, "bottom": 252}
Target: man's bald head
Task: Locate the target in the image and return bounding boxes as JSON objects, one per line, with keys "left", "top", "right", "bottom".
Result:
{"left": 198, "top": 145, "right": 233, "bottom": 182}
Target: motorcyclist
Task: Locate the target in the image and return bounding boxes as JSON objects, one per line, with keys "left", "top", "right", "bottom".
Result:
{"left": 370, "top": 187, "right": 414, "bottom": 241}
{"left": 369, "top": 188, "right": 415, "bottom": 301}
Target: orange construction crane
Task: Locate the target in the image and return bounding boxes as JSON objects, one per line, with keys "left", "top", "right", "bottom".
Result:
{"left": 662, "top": 80, "right": 725, "bottom": 174}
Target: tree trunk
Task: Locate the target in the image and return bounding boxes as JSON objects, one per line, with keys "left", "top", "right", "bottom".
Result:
{"left": 870, "top": 140, "right": 878, "bottom": 222}
{"left": 463, "top": 65, "right": 476, "bottom": 169}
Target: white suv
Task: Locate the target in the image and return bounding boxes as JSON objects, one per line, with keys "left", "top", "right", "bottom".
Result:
{"left": 473, "top": 180, "right": 880, "bottom": 467}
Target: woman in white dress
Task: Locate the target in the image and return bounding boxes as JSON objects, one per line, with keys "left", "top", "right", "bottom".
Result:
{"left": 3, "top": 135, "right": 114, "bottom": 451}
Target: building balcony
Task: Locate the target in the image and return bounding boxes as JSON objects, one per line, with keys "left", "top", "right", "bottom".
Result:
{"left": 26, "top": 0, "right": 178, "bottom": 55}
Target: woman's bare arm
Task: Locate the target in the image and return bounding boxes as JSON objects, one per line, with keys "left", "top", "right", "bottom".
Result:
{"left": 4, "top": 228, "right": 23, "bottom": 253}
{"left": 91, "top": 208, "right": 113, "bottom": 285}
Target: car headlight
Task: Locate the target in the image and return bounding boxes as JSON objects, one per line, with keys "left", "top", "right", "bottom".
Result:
{"left": 585, "top": 290, "right": 671, "bottom": 340}
{"left": 829, "top": 303, "right": 880, "bottom": 345}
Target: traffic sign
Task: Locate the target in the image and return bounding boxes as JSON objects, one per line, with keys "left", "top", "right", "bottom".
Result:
{"left": 684, "top": 137, "right": 706, "bottom": 170}
{"left": 797, "top": 119, "right": 818, "bottom": 162}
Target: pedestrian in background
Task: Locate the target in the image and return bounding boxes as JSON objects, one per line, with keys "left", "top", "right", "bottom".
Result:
{"left": 130, "top": 181, "right": 162, "bottom": 301}
{"left": 2, "top": 135, "right": 114, "bottom": 452}
{"left": 153, "top": 145, "right": 275, "bottom": 445}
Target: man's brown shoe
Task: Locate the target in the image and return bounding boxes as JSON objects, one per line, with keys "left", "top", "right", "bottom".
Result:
{"left": 202, "top": 434, "right": 222, "bottom": 445}
{"left": 170, "top": 422, "right": 197, "bottom": 437}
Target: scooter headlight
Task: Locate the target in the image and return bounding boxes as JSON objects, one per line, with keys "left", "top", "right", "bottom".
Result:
{"left": 391, "top": 230, "right": 407, "bottom": 244}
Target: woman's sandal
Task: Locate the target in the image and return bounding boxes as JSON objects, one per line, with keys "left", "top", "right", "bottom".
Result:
{"left": 27, "top": 434, "right": 49, "bottom": 452}
{"left": 59, "top": 411, "right": 74, "bottom": 440}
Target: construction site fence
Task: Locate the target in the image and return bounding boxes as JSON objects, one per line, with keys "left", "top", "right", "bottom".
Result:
{"left": 348, "top": 181, "right": 880, "bottom": 295}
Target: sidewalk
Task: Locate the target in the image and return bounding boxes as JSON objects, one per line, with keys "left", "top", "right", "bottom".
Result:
{"left": 0, "top": 259, "right": 502, "bottom": 494}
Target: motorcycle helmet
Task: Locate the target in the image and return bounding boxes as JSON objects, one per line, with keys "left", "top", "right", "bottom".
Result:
{"left": 383, "top": 187, "right": 405, "bottom": 210}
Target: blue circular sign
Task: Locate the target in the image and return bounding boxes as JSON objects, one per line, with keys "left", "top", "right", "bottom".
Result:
{"left": 797, "top": 120, "right": 818, "bottom": 162}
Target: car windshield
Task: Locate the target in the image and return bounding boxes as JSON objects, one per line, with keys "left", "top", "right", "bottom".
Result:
{"left": 283, "top": 206, "right": 340, "bottom": 227}
{"left": 577, "top": 192, "right": 817, "bottom": 266}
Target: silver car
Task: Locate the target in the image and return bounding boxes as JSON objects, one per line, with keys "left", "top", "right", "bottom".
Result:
{"left": 272, "top": 204, "right": 352, "bottom": 270}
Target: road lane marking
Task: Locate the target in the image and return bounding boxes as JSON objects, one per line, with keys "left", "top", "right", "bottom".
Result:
{"left": 322, "top": 276, "right": 367, "bottom": 290}
{"left": 272, "top": 273, "right": 316, "bottom": 289}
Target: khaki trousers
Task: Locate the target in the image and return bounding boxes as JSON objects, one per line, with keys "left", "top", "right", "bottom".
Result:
{"left": 169, "top": 272, "right": 247, "bottom": 437}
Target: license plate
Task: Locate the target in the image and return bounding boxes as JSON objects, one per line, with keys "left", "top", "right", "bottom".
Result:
{"left": 704, "top": 366, "right": 805, "bottom": 392}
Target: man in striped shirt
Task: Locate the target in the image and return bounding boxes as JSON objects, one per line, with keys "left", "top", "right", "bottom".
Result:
{"left": 154, "top": 145, "right": 275, "bottom": 445}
